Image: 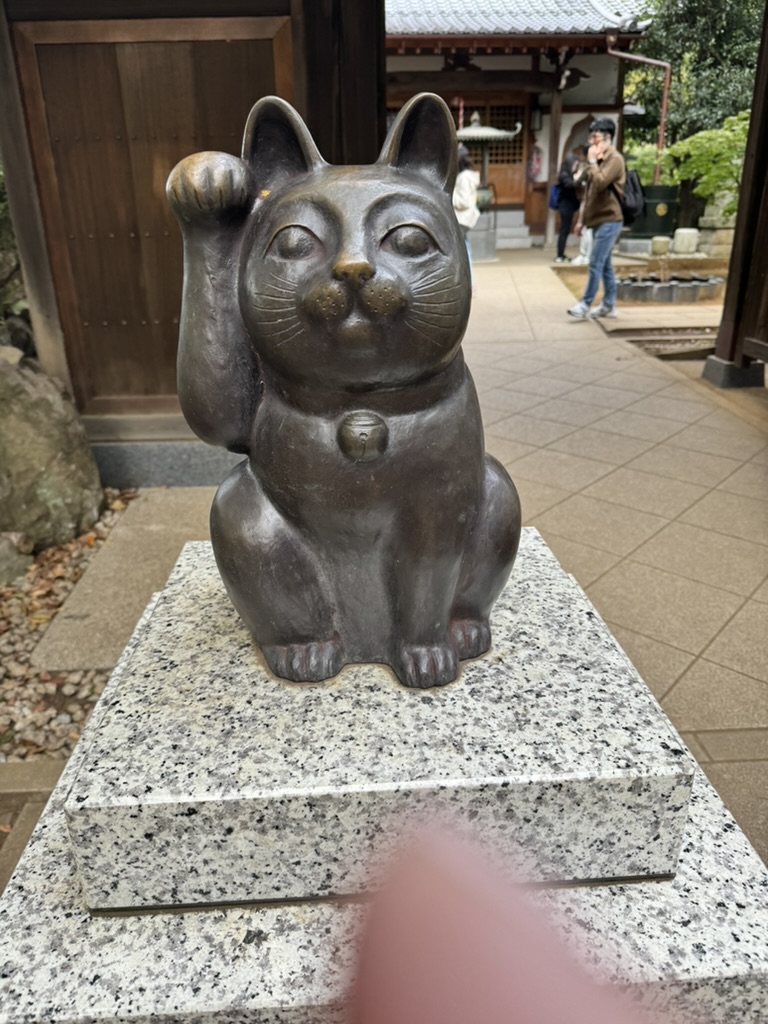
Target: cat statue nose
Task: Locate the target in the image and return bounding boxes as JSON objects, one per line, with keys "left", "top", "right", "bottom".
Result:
{"left": 333, "top": 257, "right": 375, "bottom": 288}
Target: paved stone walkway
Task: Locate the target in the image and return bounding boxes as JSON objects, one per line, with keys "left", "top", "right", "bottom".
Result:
{"left": 2, "top": 247, "right": 766, "bottom": 889}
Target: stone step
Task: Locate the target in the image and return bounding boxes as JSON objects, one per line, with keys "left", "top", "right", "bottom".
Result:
{"left": 496, "top": 225, "right": 531, "bottom": 237}
{"left": 496, "top": 236, "right": 534, "bottom": 249}
{"left": 63, "top": 530, "right": 693, "bottom": 910}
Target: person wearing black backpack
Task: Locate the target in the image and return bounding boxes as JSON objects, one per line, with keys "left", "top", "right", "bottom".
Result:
{"left": 567, "top": 118, "right": 626, "bottom": 320}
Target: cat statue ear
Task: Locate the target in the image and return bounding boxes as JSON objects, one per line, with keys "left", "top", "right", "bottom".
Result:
{"left": 378, "top": 93, "right": 458, "bottom": 194}
{"left": 242, "top": 96, "right": 326, "bottom": 192}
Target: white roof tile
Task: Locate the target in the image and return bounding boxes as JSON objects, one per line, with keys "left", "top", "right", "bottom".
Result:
{"left": 386, "top": 0, "right": 647, "bottom": 36}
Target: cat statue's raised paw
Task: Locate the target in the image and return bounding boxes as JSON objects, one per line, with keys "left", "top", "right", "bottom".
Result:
{"left": 167, "top": 93, "right": 521, "bottom": 689}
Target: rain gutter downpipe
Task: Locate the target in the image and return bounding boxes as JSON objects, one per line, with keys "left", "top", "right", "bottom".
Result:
{"left": 607, "top": 47, "right": 672, "bottom": 184}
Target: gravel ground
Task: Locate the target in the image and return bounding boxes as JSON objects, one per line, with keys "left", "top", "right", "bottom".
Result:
{"left": 0, "top": 489, "right": 138, "bottom": 763}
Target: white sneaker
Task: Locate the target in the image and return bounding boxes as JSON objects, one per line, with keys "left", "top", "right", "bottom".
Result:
{"left": 567, "top": 301, "right": 590, "bottom": 319}
{"left": 589, "top": 305, "right": 618, "bottom": 319}
{"left": 571, "top": 256, "right": 588, "bottom": 265}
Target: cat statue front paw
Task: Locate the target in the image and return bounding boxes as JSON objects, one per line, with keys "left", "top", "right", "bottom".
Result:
{"left": 449, "top": 619, "right": 491, "bottom": 661}
{"left": 396, "top": 643, "right": 459, "bottom": 689}
{"left": 262, "top": 639, "right": 345, "bottom": 683}
{"left": 167, "top": 151, "right": 254, "bottom": 225}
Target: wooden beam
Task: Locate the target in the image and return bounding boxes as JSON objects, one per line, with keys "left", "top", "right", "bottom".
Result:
{"left": 385, "top": 33, "right": 641, "bottom": 54}
{"left": 713, "top": 1, "right": 768, "bottom": 367}
{"left": 545, "top": 87, "right": 562, "bottom": 246}
{"left": 272, "top": 15, "right": 294, "bottom": 103}
{"left": 291, "top": 0, "right": 340, "bottom": 160}
{"left": 743, "top": 337, "right": 768, "bottom": 362}
{"left": 13, "top": 16, "right": 290, "bottom": 42}
{"left": 387, "top": 70, "right": 558, "bottom": 95}
{"left": 5, "top": 0, "right": 290, "bottom": 18}
{"left": 0, "top": 7, "right": 72, "bottom": 390}
{"left": 339, "top": 0, "right": 386, "bottom": 162}
{"left": 292, "top": 0, "right": 384, "bottom": 163}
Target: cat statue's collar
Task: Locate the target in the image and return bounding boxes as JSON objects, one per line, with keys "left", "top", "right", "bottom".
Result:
{"left": 265, "top": 351, "right": 468, "bottom": 419}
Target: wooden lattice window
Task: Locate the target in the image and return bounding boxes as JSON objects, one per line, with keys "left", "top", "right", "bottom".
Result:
{"left": 387, "top": 102, "right": 526, "bottom": 167}
{"left": 459, "top": 104, "right": 526, "bottom": 166}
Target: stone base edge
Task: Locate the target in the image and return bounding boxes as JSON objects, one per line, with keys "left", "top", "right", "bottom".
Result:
{"left": 702, "top": 355, "right": 765, "bottom": 389}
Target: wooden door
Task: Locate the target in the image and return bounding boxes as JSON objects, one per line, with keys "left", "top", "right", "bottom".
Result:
{"left": 13, "top": 18, "right": 292, "bottom": 415}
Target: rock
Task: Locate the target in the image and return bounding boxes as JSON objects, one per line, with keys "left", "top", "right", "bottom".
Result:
{"left": 0, "top": 360, "right": 103, "bottom": 550}
{"left": 0, "top": 533, "right": 32, "bottom": 584}
{"left": 699, "top": 202, "right": 737, "bottom": 230}
{"left": 4, "top": 314, "right": 36, "bottom": 357}
{"left": 651, "top": 236, "right": 670, "bottom": 255}
{"left": 672, "top": 228, "right": 699, "bottom": 254}
{"left": 6, "top": 530, "right": 34, "bottom": 555}
{"left": 0, "top": 345, "right": 24, "bottom": 366}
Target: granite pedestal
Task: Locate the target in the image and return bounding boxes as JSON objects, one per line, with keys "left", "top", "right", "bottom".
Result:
{"left": 62, "top": 530, "right": 693, "bottom": 909}
{"left": 1, "top": 596, "right": 768, "bottom": 1023}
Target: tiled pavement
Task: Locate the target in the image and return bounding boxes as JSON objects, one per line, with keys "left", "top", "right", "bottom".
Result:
{"left": 469, "top": 250, "right": 768, "bottom": 865}
{"left": 1, "top": 247, "right": 767, "bottom": 888}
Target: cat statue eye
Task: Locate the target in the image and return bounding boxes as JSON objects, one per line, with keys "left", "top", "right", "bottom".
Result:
{"left": 167, "top": 92, "right": 521, "bottom": 689}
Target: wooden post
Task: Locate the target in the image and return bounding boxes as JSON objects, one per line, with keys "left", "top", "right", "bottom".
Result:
{"left": 291, "top": 0, "right": 385, "bottom": 164}
{"left": 706, "top": 0, "right": 768, "bottom": 377}
{"left": 338, "top": 0, "right": 386, "bottom": 162}
{"left": 545, "top": 87, "right": 562, "bottom": 247}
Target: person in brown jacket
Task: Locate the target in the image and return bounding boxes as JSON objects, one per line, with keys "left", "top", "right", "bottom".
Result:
{"left": 567, "top": 118, "right": 626, "bottom": 319}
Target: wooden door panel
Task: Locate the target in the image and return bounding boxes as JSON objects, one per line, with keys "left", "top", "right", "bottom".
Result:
{"left": 116, "top": 41, "right": 196, "bottom": 393}
{"left": 14, "top": 18, "right": 292, "bottom": 409}
{"left": 488, "top": 163, "right": 526, "bottom": 205}
{"left": 190, "top": 40, "right": 276, "bottom": 150}
{"left": 37, "top": 42, "right": 147, "bottom": 397}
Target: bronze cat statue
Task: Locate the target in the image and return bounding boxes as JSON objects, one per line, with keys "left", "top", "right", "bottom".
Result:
{"left": 167, "top": 93, "right": 521, "bottom": 689}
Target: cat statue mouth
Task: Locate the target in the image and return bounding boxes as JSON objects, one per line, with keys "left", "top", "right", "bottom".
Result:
{"left": 334, "top": 315, "right": 377, "bottom": 345}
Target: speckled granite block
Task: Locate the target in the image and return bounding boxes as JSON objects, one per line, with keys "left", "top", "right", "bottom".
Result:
{"left": 63, "top": 530, "right": 694, "bottom": 909}
{"left": 0, "top": 619, "right": 767, "bottom": 1024}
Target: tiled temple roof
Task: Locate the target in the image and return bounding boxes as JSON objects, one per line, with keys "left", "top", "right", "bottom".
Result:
{"left": 385, "top": 0, "right": 647, "bottom": 36}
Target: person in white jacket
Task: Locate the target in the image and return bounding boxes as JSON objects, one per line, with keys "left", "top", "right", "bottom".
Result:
{"left": 452, "top": 146, "right": 480, "bottom": 277}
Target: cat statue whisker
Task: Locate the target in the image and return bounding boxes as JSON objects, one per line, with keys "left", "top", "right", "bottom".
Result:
{"left": 167, "top": 92, "right": 521, "bottom": 689}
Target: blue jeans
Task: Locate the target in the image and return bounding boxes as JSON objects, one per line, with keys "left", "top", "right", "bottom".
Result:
{"left": 582, "top": 220, "right": 623, "bottom": 308}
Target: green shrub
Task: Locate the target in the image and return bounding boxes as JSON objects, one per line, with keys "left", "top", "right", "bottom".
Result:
{"left": 667, "top": 109, "right": 750, "bottom": 217}
{"left": 623, "top": 143, "right": 676, "bottom": 187}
